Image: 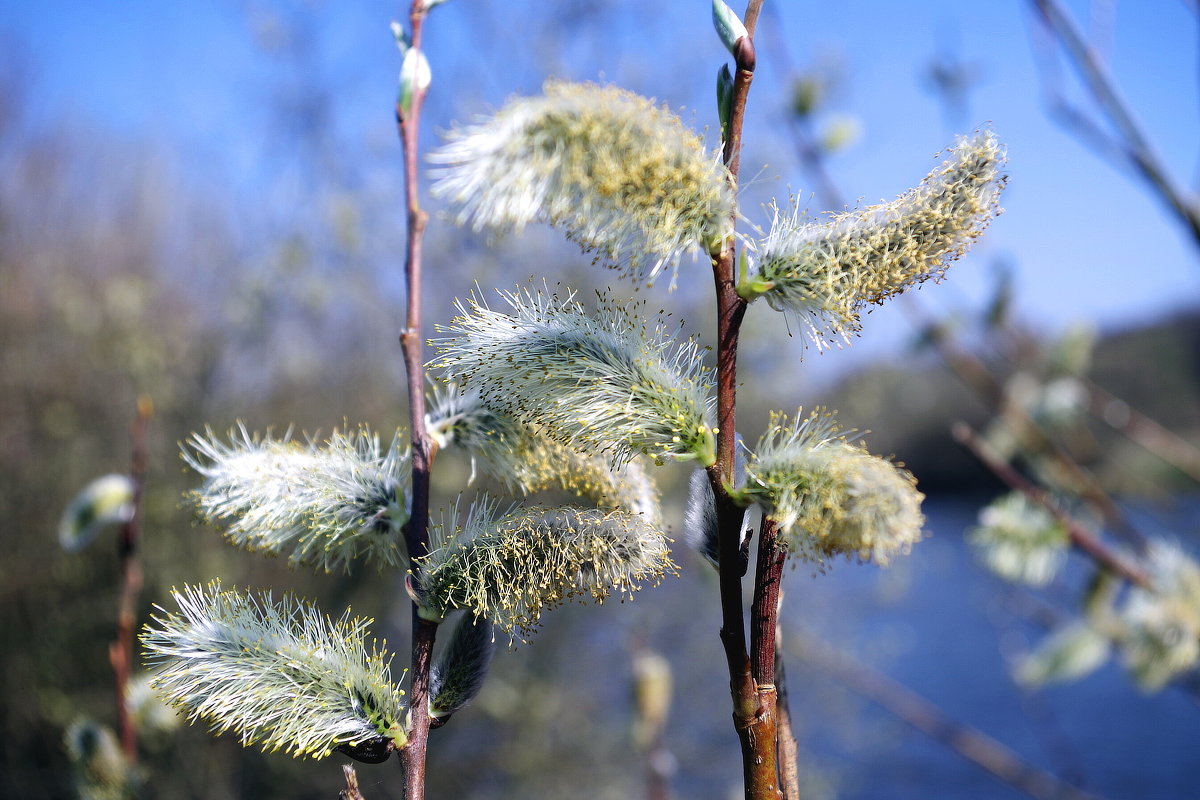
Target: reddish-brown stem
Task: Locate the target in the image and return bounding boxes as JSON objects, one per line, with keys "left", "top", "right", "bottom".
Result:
{"left": 708, "top": 4, "right": 780, "bottom": 797}
{"left": 111, "top": 396, "right": 151, "bottom": 762}
{"left": 394, "top": 4, "right": 438, "bottom": 798}
{"left": 750, "top": 517, "right": 785, "bottom": 686}
{"left": 1084, "top": 379, "right": 1200, "bottom": 484}
{"left": 953, "top": 422, "right": 1152, "bottom": 589}
{"left": 774, "top": 642, "right": 800, "bottom": 800}
{"left": 914, "top": 306, "right": 1146, "bottom": 549}
{"left": 397, "top": 615, "right": 438, "bottom": 797}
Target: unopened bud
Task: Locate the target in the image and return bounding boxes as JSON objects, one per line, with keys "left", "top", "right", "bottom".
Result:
{"left": 59, "top": 474, "right": 135, "bottom": 552}
{"left": 397, "top": 47, "right": 432, "bottom": 120}
{"left": 712, "top": 0, "right": 748, "bottom": 56}
{"left": 716, "top": 63, "right": 733, "bottom": 141}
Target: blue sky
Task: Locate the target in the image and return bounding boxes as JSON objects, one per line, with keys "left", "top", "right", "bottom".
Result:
{"left": 4, "top": 1, "right": 1198, "bottom": 379}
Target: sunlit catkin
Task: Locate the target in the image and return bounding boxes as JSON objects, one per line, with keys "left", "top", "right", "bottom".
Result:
{"left": 426, "top": 383, "right": 661, "bottom": 523}
{"left": 433, "top": 286, "right": 716, "bottom": 467}
{"left": 743, "top": 410, "right": 924, "bottom": 565}
{"left": 416, "top": 498, "right": 676, "bottom": 638}
{"left": 430, "top": 81, "right": 734, "bottom": 286}
{"left": 183, "top": 425, "right": 410, "bottom": 573}
{"left": 741, "top": 131, "right": 1006, "bottom": 347}
{"left": 141, "top": 582, "right": 407, "bottom": 760}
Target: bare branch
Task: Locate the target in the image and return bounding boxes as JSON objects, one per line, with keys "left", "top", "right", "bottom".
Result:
{"left": 953, "top": 422, "right": 1152, "bottom": 589}
{"left": 790, "top": 630, "right": 1103, "bottom": 800}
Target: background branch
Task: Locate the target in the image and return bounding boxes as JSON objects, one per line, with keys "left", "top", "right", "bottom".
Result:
{"left": 111, "top": 396, "right": 151, "bottom": 762}
{"left": 789, "top": 630, "right": 1102, "bottom": 800}
{"left": 952, "top": 422, "right": 1152, "bottom": 589}
{"left": 1029, "top": 0, "right": 1200, "bottom": 249}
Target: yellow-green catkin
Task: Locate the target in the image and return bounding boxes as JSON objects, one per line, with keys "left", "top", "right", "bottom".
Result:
{"left": 141, "top": 582, "right": 408, "bottom": 759}
{"left": 433, "top": 286, "right": 716, "bottom": 467}
{"left": 743, "top": 130, "right": 1007, "bottom": 348}
{"left": 427, "top": 383, "right": 661, "bottom": 523}
{"left": 744, "top": 410, "right": 925, "bottom": 565}
{"left": 417, "top": 500, "right": 676, "bottom": 638}
{"left": 430, "top": 81, "right": 735, "bottom": 286}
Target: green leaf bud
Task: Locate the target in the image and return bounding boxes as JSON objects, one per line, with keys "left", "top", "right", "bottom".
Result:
{"left": 716, "top": 63, "right": 734, "bottom": 141}
{"left": 59, "top": 474, "right": 135, "bottom": 552}
{"left": 711, "top": 0, "right": 748, "bottom": 57}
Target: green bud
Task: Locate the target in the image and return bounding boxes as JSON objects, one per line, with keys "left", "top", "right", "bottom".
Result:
{"left": 736, "top": 275, "right": 776, "bottom": 302}
{"left": 59, "top": 474, "right": 135, "bottom": 552}
{"left": 820, "top": 114, "right": 861, "bottom": 153}
{"left": 712, "top": 0, "right": 748, "bottom": 56}
{"left": 716, "top": 63, "right": 733, "bottom": 141}
{"left": 791, "top": 76, "right": 821, "bottom": 118}
{"left": 1015, "top": 623, "right": 1111, "bottom": 686}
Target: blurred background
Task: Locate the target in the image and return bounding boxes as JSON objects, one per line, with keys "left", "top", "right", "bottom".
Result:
{"left": 2, "top": 1, "right": 1198, "bottom": 798}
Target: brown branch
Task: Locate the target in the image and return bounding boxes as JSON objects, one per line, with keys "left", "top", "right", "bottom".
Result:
{"left": 340, "top": 764, "right": 367, "bottom": 800}
{"left": 914, "top": 309, "right": 1146, "bottom": 549}
{"left": 750, "top": 518, "right": 786, "bottom": 686}
{"left": 707, "top": 3, "right": 781, "bottom": 796}
{"left": 394, "top": 4, "right": 439, "bottom": 798}
{"left": 952, "top": 422, "right": 1152, "bottom": 589}
{"left": 790, "top": 630, "right": 1102, "bottom": 800}
{"left": 110, "top": 396, "right": 151, "bottom": 762}
{"left": 774, "top": 648, "right": 800, "bottom": 800}
{"left": 1084, "top": 380, "right": 1200, "bottom": 485}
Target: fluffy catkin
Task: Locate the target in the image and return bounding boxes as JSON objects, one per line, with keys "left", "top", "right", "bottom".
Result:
{"left": 426, "top": 383, "right": 661, "bottom": 523}
{"left": 743, "top": 410, "right": 925, "bottom": 565}
{"left": 416, "top": 499, "right": 676, "bottom": 638}
{"left": 433, "top": 286, "right": 716, "bottom": 467}
{"left": 141, "top": 582, "right": 407, "bottom": 759}
{"left": 430, "top": 81, "right": 734, "bottom": 286}
{"left": 183, "top": 425, "right": 409, "bottom": 572}
{"left": 744, "top": 130, "right": 1006, "bottom": 348}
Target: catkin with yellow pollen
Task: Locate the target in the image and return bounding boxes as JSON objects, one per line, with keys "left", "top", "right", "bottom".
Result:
{"left": 742, "top": 409, "right": 925, "bottom": 566}
{"left": 741, "top": 130, "right": 1007, "bottom": 348}
{"left": 430, "top": 81, "right": 735, "bottom": 286}
{"left": 426, "top": 383, "right": 661, "bottom": 523}
{"left": 415, "top": 498, "right": 676, "bottom": 638}
{"left": 432, "top": 286, "right": 716, "bottom": 467}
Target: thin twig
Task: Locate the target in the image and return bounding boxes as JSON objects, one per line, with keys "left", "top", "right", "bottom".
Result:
{"left": 1029, "top": 0, "right": 1200, "bottom": 250}
{"left": 774, "top": 615, "right": 800, "bottom": 800}
{"left": 111, "top": 396, "right": 151, "bottom": 762}
{"left": 1084, "top": 379, "right": 1200, "bottom": 484}
{"left": 340, "top": 764, "right": 367, "bottom": 800}
{"left": 952, "top": 422, "right": 1152, "bottom": 589}
{"left": 394, "top": 4, "right": 439, "bottom": 797}
{"left": 789, "top": 630, "right": 1102, "bottom": 800}
{"left": 916, "top": 311, "right": 1147, "bottom": 549}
